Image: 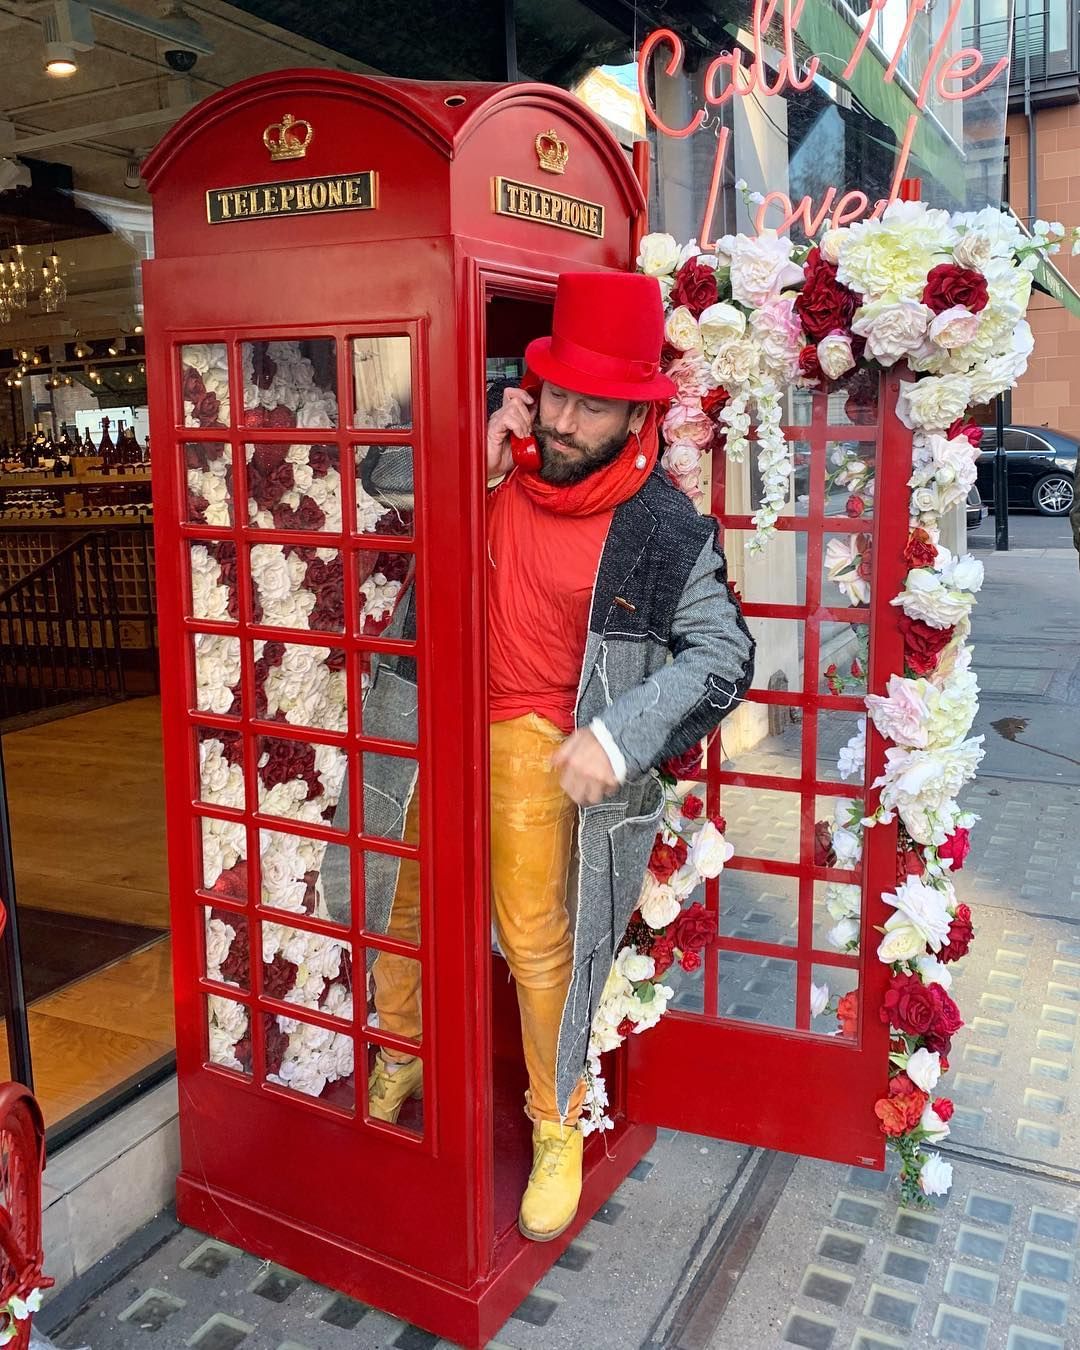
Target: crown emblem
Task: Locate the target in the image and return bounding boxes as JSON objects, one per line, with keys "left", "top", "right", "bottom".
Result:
{"left": 535, "top": 129, "right": 569, "bottom": 175}
{"left": 263, "top": 113, "right": 314, "bottom": 162}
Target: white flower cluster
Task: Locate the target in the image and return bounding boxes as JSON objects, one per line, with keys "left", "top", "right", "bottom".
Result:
{"left": 908, "top": 431, "right": 980, "bottom": 529}
{"left": 183, "top": 343, "right": 230, "bottom": 426}
{"left": 243, "top": 340, "right": 339, "bottom": 429}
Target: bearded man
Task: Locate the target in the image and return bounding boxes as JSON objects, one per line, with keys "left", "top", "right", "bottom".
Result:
{"left": 333, "top": 271, "right": 754, "bottom": 1243}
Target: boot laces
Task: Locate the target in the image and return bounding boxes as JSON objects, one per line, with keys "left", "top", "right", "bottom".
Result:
{"left": 538, "top": 1132, "right": 575, "bottom": 1179}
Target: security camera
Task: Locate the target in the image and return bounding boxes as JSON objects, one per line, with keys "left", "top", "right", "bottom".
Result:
{"left": 164, "top": 47, "right": 197, "bottom": 71}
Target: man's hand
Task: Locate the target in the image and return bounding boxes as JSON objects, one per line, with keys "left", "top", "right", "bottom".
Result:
{"left": 552, "top": 728, "right": 620, "bottom": 806}
{"left": 487, "top": 386, "right": 534, "bottom": 480}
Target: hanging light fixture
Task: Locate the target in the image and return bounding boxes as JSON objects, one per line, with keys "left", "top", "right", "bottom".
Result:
{"left": 8, "top": 246, "right": 32, "bottom": 309}
{"left": 39, "top": 251, "right": 67, "bottom": 313}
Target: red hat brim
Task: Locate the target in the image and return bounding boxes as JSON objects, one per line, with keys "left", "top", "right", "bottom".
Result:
{"left": 525, "top": 336, "right": 676, "bottom": 404}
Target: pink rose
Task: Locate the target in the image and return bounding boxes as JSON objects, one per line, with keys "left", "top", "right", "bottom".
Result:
{"left": 866, "top": 674, "right": 932, "bottom": 748}
{"left": 662, "top": 443, "right": 702, "bottom": 477}
{"left": 665, "top": 351, "right": 714, "bottom": 399}
{"left": 817, "top": 330, "right": 856, "bottom": 380}
{"left": 929, "top": 305, "right": 981, "bottom": 350}
{"left": 750, "top": 296, "right": 804, "bottom": 383}
{"left": 662, "top": 402, "right": 714, "bottom": 449}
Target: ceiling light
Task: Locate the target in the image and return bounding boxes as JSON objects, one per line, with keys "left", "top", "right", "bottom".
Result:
{"left": 107, "top": 338, "right": 120, "bottom": 356}
{"left": 42, "top": 1, "right": 94, "bottom": 77}
{"left": 124, "top": 155, "right": 142, "bottom": 190}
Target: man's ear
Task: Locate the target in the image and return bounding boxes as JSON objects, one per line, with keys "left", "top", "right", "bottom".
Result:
{"left": 628, "top": 401, "right": 650, "bottom": 434}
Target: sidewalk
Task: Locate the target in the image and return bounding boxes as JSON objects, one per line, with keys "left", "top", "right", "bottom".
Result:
{"left": 41, "top": 515, "right": 1080, "bottom": 1350}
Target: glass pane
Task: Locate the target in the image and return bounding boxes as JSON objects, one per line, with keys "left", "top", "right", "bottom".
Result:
{"left": 355, "top": 445, "right": 415, "bottom": 536}
{"left": 362, "top": 754, "right": 418, "bottom": 842}
{"left": 253, "top": 641, "right": 347, "bottom": 733}
{"left": 785, "top": 386, "right": 813, "bottom": 426}
{"left": 246, "top": 443, "right": 342, "bottom": 532}
{"left": 358, "top": 550, "right": 414, "bottom": 637}
{"left": 184, "top": 442, "right": 232, "bottom": 525}
{"left": 718, "top": 868, "right": 798, "bottom": 947}
{"left": 827, "top": 368, "right": 879, "bottom": 426}
{"left": 189, "top": 541, "right": 237, "bottom": 623}
{"left": 820, "top": 625, "right": 869, "bottom": 699}
{"left": 814, "top": 880, "right": 863, "bottom": 956}
{"left": 192, "top": 633, "right": 241, "bottom": 717}
{"left": 196, "top": 727, "right": 245, "bottom": 809}
{"left": 747, "top": 618, "right": 805, "bottom": 694}
{"left": 361, "top": 653, "right": 418, "bottom": 747}
{"left": 241, "top": 339, "right": 338, "bottom": 430}
{"left": 823, "top": 531, "right": 873, "bottom": 609}
{"left": 182, "top": 344, "right": 230, "bottom": 428}
{"left": 752, "top": 437, "right": 811, "bottom": 517}
{"left": 256, "top": 736, "right": 348, "bottom": 829}
{"left": 264, "top": 1013, "right": 355, "bottom": 1107}
{"left": 718, "top": 951, "right": 796, "bottom": 1027}
{"left": 721, "top": 785, "right": 800, "bottom": 863}
{"left": 261, "top": 920, "right": 352, "bottom": 1021}
{"left": 204, "top": 906, "right": 250, "bottom": 990}
{"left": 364, "top": 1045, "right": 424, "bottom": 1137}
{"left": 723, "top": 529, "right": 806, "bottom": 607}
{"left": 369, "top": 947, "right": 423, "bottom": 1046}
{"left": 812, "top": 964, "right": 859, "bottom": 1041}
{"left": 259, "top": 827, "right": 351, "bottom": 927}
{"left": 664, "top": 956, "right": 705, "bottom": 1014}
{"left": 351, "top": 336, "right": 412, "bottom": 429}
{"left": 207, "top": 995, "right": 250, "bottom": 1074}
{"left": 814, "top": 795, "right": 865, "bottom": 875}
{"left": 721, "top": 718, "right": 801, "bottom": 780}
{"left": 825, "top": 441, "right": 876, "bottom": 521}
{"left": 200, "top": 815, "right": 247, "bottom": 898}
{"left": 365, "top": 800, "right": 421, "bottom": 941}
{"left": 817, "top": 712, "right": 869, "bottom": 786}
{"left": 249, "top": 543, "right": 344, "bottom": 633}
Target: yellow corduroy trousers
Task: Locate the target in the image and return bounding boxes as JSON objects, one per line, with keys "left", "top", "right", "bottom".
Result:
{"left": 373, "top": 712, "right": 588, "bottom": 1123}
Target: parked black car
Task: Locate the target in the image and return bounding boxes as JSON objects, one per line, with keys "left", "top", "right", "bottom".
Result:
{"left": 976, "top": 425, "right": 1078, "bottom": 516}
{"left": 966, "top": 484, "right": 985, "bottom": 530}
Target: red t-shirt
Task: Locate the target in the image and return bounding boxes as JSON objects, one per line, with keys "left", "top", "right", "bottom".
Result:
{"left": 487, "top": 474, "right": 612, "bottom": 734}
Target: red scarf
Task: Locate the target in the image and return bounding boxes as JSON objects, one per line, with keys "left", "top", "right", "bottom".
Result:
{"left": 513, "top": 372, "right": 660, "bottom": 517}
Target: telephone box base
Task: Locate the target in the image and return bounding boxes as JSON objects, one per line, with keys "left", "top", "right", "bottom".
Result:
{"left": 176, "top": 1118, "right": 656, "bottom": 1349}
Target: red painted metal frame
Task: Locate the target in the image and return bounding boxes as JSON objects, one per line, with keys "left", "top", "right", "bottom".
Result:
{"left": 628, "top": 371, "right": 912, "bottom": 1168}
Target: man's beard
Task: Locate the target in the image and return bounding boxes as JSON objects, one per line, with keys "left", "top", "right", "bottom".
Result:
{"left": 534, "top": 418, "right": 631, "bottom": 486}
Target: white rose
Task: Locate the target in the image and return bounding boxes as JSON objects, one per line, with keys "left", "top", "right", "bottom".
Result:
{"left": 689, "top": 821, "right": 734, "bottom": 879}
{"left": 617, "top": 948, "right": 656, "bottom": 983}
{"left": 710, "top": 339, "right": 760, "bottom": 386}
{"left": 953, "top": 232, "right": 992, "bottom": 269}
{"left": 905, "top": 1048, "right": 942, "bottom": 1092}
{"left": 914, "top": 953, "right": 953, "bottom": 989}
{"left": 817, "top": 331, "right": 856, "bottom": 379}
{"left": 884, "top": 877, "right": 952, "bottom": 951}
{"left": 929, "top": 305, "right": 981, "bottom": 350}
{"left": 637, "top": 233, "right": 681, "bottom": 277}
{"left": 825, "top": 884, "right": 861, "bottom": 921}
{"left": 205, "top": 917, "right": 235, "bottom": 973}
{"left": 851, "top": 299, "right": 933, "bottom": 367}
{"left": 877, "top": 917, "right": 927, "bottom": 963}
{"left": 919, "top": 1152, "right": 953, "bottom": 1196}
{"left": 664, "top": 306, "right": 702, "bottom": 352}
{"left": 639, "top": 877, "right": 681, "bottom": 929}
{"left": 897, "top": 375, "right": 973, "bottom": 433}
{"left": 810, "top": 981, "right": 830, "bottom": 1017}
{"left": 920, "top": 1103, "right": 951, "bottom": 1144}
{"left": 828, "top": 917, "right": 860, "bottom": 950}
{"left": 818, "top": 228, "right": 845, "bottom": 264}
{"left": 725, "top": 229, "right": 805, "bottom": 308}
{"left": 698, "top": 302, "right": 746, "bottom": 352}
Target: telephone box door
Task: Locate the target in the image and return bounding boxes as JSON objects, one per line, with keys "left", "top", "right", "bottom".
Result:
{"left": 627, "top": 371, "right": 911, "bottom": 1170}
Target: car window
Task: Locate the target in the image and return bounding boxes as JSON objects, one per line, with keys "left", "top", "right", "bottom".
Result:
{"left": 1003, "top": 429, "right": 1028, "bottom": 452}
{"left": 1024, "top": 431, "right": 1055, "bottom": 456}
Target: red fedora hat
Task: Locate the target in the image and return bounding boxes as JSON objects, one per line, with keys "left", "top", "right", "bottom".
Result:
{"left": 525, "top": 272, "right": 676, "bottom": 403}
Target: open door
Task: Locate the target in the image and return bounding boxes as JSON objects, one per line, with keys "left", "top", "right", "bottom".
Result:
{"left": 628, "top": 370, "right": 913, "bottom": 1170}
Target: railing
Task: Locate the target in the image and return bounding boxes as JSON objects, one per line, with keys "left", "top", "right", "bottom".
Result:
{"left": 0, "top": 532, "right": 127, "bottom": 720}
{"left": 965, "top": 3, "right": 1075, "bottom": 87}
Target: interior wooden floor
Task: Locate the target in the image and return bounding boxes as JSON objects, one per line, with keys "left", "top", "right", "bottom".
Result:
{"left": 4, "top": 698, "right": 175, "bottom": 1126}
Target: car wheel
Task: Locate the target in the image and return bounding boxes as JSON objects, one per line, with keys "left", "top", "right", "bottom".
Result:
{"left": 1033, "top": 474, "right": 1075, "bottom": 516}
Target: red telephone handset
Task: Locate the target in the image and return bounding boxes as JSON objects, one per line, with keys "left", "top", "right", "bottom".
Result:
{"left": 510, "top": 432, "right": 541, "bottom": 471}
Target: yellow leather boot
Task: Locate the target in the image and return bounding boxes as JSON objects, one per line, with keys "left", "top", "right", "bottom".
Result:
{"left": 367, "top": 1054, "right": 423, "bottom": 1123}
{"left": 518, "top": 1120, "right": 584, "bottom": 1242}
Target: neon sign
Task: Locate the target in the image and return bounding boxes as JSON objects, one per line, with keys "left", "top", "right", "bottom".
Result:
{"left": 637, "top": 0, "right": 1010, "bottom": 243}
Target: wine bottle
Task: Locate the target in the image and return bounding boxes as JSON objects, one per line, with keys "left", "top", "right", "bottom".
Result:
{"left": 98, "top": 417, "right": 117, "bottom": 473}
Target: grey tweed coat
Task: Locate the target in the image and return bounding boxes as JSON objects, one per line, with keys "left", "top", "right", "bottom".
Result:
{"left": 326, "top": 464, "right": 755, "bottom": 1112}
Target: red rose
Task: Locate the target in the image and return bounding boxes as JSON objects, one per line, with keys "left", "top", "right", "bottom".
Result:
{"left": 846, "top": 495, "right": 866, "bottom": 518}
{"left": 798, "top": 344, "right": 824, "bottom": 384}
{"left": 844, "top": 367, "right": 879, "bottom": 424}
{"left": 670, "top": 260, "right": 719, "bottom": 317}
{"left": 795, "top": 249, "right": 859, "bottom": 341}
{"left": 308, "top": 446, "right": 333, "bottom": 476}
{"left": 264, "top": 1016, "right": 289, "bottom": 1075}
{"left": 896, "top": 846, "right": 924, "bottom": 884}
{"left": 277, "top": 496, "right": 326, "bottom": 532}
{"left": 194, "top": 390, "right": 220, "bottom": 425}
{"left": 814, "top": 820, "right": 836, "bottom": 868}
{"left": 263, "top": 953, "right": 298, "bottom": 1001}
{"left": 938, "top": 827, "right": 971, "bottom": 872}
{"left": 616, "top": 1017, "right": 635, "bottom": 1037}
{"left": 187, "top": 490, "right": 210, "bottom": 522}
{"left": 889, "top": 1072, "right": 916, "bottom": 1097}
{"left": 836, "top": 990, "right": 858, "bottom": 1038}
{"left": 182, "top": 367, "right": 207, "bottom": 403}
{"left": 211, "top": 861, "right": 247, "bottom": 900}
{"left": 682, "top": 793, "right": 704, "bottom": 820}
{"left": 904, "top": 527, "right": 938, "bottom": 570}
{"left": 266, "top": 404, "right": 297, "bottom": 429}
{"left": 260, "top": 739, "right": 319, "bottom": 800}
{"left": 947, "top": 418, "right": 983, "bottom": 448}
{"left": 824, "top": 662, "right": 842, "bottom": 696}
{"left": 874, "top": 1084, "right": 929, "bottom": 1136}
{"left": 680, "top": 949, "right": 702, "bottom": 973}
{"left": 857, "top": 553, "right": 873, "bottom": 581}
{"left": 673, "top": 902, "right": 715, "bottom": 953}
{"left": 709, "top": 813, "right": 727, "bottom": 835}
{"left": 880, "top": 971, "right": 964, "bottom": 1053}
{"left": 650, "top": 935, "right": 676, "bottom": 976}
{"left": 922, "top": 262, "right": 989, "bottom": 315}
{"left": 939, "top": 903, "right": 975, "bottom": 964}
{"left": 933, "top": 1097, "right": 954, "bottom": 1122}
{"left": 701, "top": 385, "right": 729, "bottom": 417}
{"left": 649, "top": 839, "right": 682, "bottom": 883}
{"left": 242, "top": 408, "right": 270, "bottom": 429}
{"left": 851, "top": 657, "right": 864, "bottom": 678}
{"left": 663, "top": 743, "right": 704, "bottom": 781}
{"left": 898, "top": 614, "right": 955, "bottom": 677}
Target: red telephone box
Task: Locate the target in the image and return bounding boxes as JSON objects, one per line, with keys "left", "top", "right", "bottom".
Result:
{"left": 143, "top": 69, "right": 904, "bottom": 1348}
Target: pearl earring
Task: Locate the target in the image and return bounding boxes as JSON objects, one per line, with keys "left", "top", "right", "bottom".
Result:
{"left": 633, "top": 431, "right": 646, "bottom": 469}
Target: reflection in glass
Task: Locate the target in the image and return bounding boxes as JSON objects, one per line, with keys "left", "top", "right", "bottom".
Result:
{"left": 823, "top": 531, "right": 873, "bottom": 609}
{"left": 720, "top": 785, "right": 800, "bottom": 863}
{"left": 184, "top": 443, "right": 232, "bottom": 525}
{"left": 718, "top": 868, "right": 798, "bottom": 947}
{"left": 192, "top": 633, "right": 241, "bottom": 717}
{"left": 241, "top": 339, "right": 338, "bottom": 429}
{"left": 721, "top": 719, "right": 801, "bottom": 780}
{"left": 189, "top": 540, "right": 237, "bottom": 623}
{"left": 718, "top": 951, "right": 796, "bottom": 1027}
{"left": 182, "top": 343, "right": 231, "bottom": 428}
{"left": 204, "top": 906, "right": 249, "bottom": 989}
{"left": 825, "top": 441, "right": 876, "bottom": 520}
{"left": 817, "top": 711, "right": 869, "bottom": 786}
{"left": 355, "top": 444, "right": 414, "bottom": 535}
{"left": 747, "top": 617, "right": 804, "bottom": 694}
{"left": 246, "top": 443, "right": 341, "bottom": 532}
{"left": 207, "top": 995, "right": 250, "bottom": 1074}
{"left": 352, "top": 336, "right": 412, "bottom": 429}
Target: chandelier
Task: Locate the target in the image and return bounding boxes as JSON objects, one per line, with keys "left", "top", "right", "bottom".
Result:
{"left": 39, "top": 252, "right": 66, "bottom": 313}
{"left": 0, "top": 243, "right": 67, "bottom": 319}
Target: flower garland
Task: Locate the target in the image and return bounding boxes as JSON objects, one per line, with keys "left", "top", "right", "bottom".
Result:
{"left": 625, "top": 205, "right": 1076, "bottom": 1200}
